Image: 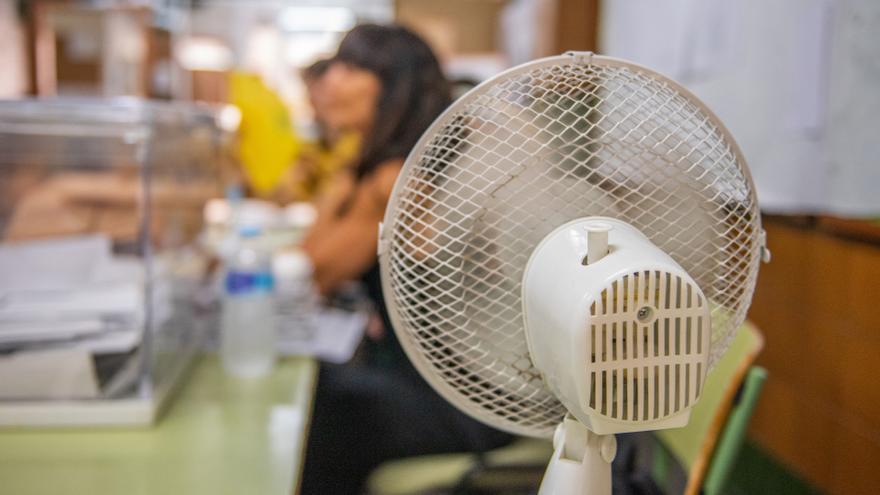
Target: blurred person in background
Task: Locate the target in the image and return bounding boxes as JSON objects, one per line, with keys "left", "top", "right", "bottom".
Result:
{"left": 300, "top": 24, "right": 512, "bottom": 494}
{"left": 232, "top": 56, "right": 362, "bottom": 204}
{"left": 282, "top": 58, "right": 361, "bottom": 201}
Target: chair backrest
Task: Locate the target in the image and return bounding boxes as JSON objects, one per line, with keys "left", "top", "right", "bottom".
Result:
{"left": 654, "top": 322, "right": 766, "bottom": 495}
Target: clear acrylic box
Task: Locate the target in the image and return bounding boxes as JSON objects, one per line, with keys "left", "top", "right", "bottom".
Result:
{"left": 0, "top": 98, "right": 235, "bottom": 427}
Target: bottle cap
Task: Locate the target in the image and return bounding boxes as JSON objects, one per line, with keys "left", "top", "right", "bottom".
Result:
{"left": 238, "top": 225, "right": 261, "bottom": 238}
{"left": 273, "top": 249, "right": 313, "bottom": 278}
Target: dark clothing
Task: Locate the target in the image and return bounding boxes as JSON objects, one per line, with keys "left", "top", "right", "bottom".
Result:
{"left": 359, "top": 263, "right": 408, "bottom": 370}
{"left": 301, "top": 264, "right": 512, "bottom": 494}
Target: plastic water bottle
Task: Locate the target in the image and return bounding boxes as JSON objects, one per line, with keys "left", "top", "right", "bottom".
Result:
{"left": 221, "top": 226, "right": 276, "bottom": 378}
{"left": 273, "top": 250, "right": 318, "bottom": 343}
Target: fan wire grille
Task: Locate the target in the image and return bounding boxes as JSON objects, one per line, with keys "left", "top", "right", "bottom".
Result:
{"left": 381, "top": 56, "right": 761, "bottom": 437}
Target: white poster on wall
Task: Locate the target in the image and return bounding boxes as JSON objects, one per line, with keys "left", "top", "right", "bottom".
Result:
{"left": 601, "top": 0, "right": 880, "bottom": 217}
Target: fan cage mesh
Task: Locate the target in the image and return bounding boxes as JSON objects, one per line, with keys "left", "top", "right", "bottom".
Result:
{"left": 380, "top": 54, "right": 762, "bottom": 438}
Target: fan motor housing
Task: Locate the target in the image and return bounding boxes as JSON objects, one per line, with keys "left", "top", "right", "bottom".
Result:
{"left": 522, "top": 217, "right": 711, "bottom": 435}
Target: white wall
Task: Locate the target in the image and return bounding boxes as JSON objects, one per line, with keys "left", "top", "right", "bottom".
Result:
{"left": 600, "top": 0, "right": 880, "bottom": 217}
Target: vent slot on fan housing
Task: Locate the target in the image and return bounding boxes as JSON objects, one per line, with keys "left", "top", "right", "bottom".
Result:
{"left": 587, "top": 270, "right": 708, "bottom": 426}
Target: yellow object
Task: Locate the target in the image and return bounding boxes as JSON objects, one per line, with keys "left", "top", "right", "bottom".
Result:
{"left": 229, "top": 72, "right": 301, "bottom": 196}
{"left": 298, "top": 131, "right": 361, "bottom": 198}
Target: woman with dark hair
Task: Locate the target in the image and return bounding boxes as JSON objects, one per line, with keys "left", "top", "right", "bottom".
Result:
{"left": 303, "top": 23, "right": 450, "bottom": 291}
{"left": 300, "top": 25, "right": 511, "bottom": 494}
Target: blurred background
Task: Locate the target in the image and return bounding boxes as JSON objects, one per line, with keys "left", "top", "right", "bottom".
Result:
{"left": 0, "top": 1, "right": 878, "bottom": 494}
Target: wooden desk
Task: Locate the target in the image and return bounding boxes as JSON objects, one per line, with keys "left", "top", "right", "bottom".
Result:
{"left": 0, "top": 355, "right": 317, "bottom": 495}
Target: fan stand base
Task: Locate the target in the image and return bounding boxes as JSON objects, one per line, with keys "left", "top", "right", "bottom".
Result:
{"left": 538, "top": 416, "right": 615, "bottom": 495}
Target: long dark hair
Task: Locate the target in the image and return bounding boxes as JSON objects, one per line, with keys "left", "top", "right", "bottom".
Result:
{"left": 332, "top": 24, "right": 450, "bottom": 180}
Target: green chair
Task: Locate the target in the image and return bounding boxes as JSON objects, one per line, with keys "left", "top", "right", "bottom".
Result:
{"left": 367, "top": 323, "right": 766, "bottom": 495}
{"left": 651, "top": 322, "right": 766, "bottom": 495}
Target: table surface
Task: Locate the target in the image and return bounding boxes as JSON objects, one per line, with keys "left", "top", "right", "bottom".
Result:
{"left": 0, "top": 355, "right": 317, "bottom": 495}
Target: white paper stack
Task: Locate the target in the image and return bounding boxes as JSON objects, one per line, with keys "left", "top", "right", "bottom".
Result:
{"left": 0, "top": 235, "right": 146, "bottom": 399}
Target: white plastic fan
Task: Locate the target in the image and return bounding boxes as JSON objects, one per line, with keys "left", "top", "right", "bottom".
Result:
{"left": 377, "top": 52, "right": 767, "bottom": 495}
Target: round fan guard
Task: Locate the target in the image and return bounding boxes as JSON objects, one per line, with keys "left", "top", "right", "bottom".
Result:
{"left": 379, "top": 53, "right": 763, "bottom": 438}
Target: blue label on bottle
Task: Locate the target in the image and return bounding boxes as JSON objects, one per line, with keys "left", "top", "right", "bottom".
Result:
{"left": 225, "top": 270, "right": 274, "bottom": 295}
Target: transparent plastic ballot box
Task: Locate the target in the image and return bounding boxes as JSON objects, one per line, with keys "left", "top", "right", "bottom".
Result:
{"left": 0, "top": 98, "right": 238, "bottom": 427}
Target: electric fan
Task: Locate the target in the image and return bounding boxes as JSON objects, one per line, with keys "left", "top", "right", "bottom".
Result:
{"left": 377, "top": 52, "right": 768, "bottom": 494}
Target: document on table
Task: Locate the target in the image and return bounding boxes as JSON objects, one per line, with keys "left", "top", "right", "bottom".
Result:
{"left": 0, "top": 235, "right": 145, "bottom": 354}
{"left": 276, "top": 308, "right": 368, "bottom": 364}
